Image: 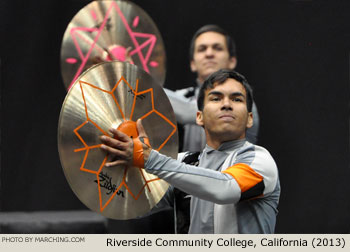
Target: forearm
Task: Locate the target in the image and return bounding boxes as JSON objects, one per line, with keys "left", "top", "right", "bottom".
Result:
{"left": 145, "top": 150, "right": 241, "bottom": 204}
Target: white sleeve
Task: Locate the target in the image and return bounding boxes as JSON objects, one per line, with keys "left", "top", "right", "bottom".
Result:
{"left": 145, "top": 150, "right": 241, "bottom": 204}
{"left": 145, "top": 145, "right": 279, "bottom": 204}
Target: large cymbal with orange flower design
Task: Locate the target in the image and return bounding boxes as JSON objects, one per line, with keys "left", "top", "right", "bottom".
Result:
{"left": 58, "top": 61, "right": 177, "bottom": 219}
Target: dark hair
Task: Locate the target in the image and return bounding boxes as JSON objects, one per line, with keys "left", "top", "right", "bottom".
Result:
{"left": 189, "top": 24, "right": 237, "bottom": 60}
{"left": 197, "top": 69, "right": 253, "bottom": 112}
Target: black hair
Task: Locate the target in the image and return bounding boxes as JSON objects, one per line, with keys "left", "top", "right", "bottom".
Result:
{"left": 189, "top": 24, "right": 237, "bottom": 60}
{"left": 197, "top": 69, "right": 253, "bottom": 112}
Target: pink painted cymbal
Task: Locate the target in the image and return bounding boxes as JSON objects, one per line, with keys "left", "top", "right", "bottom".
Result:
{"left": 60, "top": 0, "right": 166, "bottom": 90}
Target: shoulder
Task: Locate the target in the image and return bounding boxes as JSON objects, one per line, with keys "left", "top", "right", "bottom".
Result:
{"left": 230, "top": 142, "right": 279, "bottom": 195}
{"left": 177, "top": 152, "right": 188, "bottom": 161}
{"left": 228, "top": 142, "right": 278, "bottom": 177}
{"left": 250, "top": 144, "right": 277, "bottom": 167}
{"left": 236, "top": 142, "right": 275, "bottom": 162}
{"left": 174, "top": 86, "right": 196, "bottom": 98}
{"left": 174, "top": 86, "right": 195, "bottom": 93}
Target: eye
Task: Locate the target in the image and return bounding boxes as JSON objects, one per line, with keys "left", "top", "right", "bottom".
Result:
{"left": 197, "top": 45, "right": 207, "bottom": 52}
{"left": 213, "top": 44, "right": 224, "bottom": 51}
{"left": 210, "top": 96, "right": 220, "bottom": 101}
{"left": 233, "top": 97, "right": 243, "bottom": 102}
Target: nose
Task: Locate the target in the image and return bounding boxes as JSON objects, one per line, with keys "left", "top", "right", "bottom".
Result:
{"left": 221, "top": 97, "right": 233, "bottom": 111}
{"left": 205, "top": 47, "right": 214, "bottom": 57}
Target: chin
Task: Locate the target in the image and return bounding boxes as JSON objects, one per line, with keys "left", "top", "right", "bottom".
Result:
{"left": 205, "top": 69, "right": 218, "bottom": 76}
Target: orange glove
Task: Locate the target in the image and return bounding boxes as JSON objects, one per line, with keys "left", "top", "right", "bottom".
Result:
{"left": 117, "top": 120, "right": 150, "bottom": 168}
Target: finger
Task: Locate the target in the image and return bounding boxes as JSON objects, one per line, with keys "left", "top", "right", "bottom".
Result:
{"left": 126, "top": 47, "right": 132, "bottom": 54}
{"left": 109, "top": 128, "right": 131, "bottom": 142}
{"left": 100, "top": 135, "right": 127, "bottom": 150}
{"left": 106, "top": 46, "right": 116, "bottom": 60}
{"left": 100, "top": 135, "right": 114, "bottom": 146}
{"left": 125, "top": 47, "right": 133, "bottom": 64}
{"left": 136, "top": 119, "right": 148, "bottom": 138}
{"left": 100, "top": 141, "right": 128, "bottom": 156}
{"left": 105, "top": 159, "right": 128, "bottom": 167}
{"left": 100, "top": 136, "right": 127, "bottom": 154}
{"left": 92, "top": 56, "right": 103, "bottom": 64}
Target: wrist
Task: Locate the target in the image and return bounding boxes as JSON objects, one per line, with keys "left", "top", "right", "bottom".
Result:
{"left": 142, "top": 146, "right": 151, "bottom": 165}
{"left": 132, "top": 136, "right": 152, "bottom": 168}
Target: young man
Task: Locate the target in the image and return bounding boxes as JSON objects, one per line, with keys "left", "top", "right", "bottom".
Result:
{"left": 165, "top": 24, "right": 259, "bottom": 152}
{"left": 100, "top": 69, "right": 280, "bottom": 233}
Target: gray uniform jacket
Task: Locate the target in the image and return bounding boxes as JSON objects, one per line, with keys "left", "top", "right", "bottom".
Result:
{"left": 145, "top": 139, "right": 280, "bottom": 233}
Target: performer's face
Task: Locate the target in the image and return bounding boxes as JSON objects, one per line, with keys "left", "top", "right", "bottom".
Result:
{"left": 191, "top": 32, "right": 236, "bottom": 83}
{"left": 196, "top": 78, "right": 253, "bottom": 147}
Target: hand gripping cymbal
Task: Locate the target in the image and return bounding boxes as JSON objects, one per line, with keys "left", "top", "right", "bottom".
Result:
{"left": 58, "top": 61, "right": 178, "bottom": 219}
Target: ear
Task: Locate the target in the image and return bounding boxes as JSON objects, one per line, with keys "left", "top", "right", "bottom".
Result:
{"left": 196, "top": 111, "right": 204, "bottom": 126}
{"left": 228, "top": 56, "right": 237, "bottom": 70}
{"left": 190, "top": 60, "right": 197, "bottom": 73}
{"left": 246, "top": 112, "right": 253, "bottom": 129}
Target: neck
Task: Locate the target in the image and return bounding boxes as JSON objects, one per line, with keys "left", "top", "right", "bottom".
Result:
{"left": 197, "top": 75, "right": 207, "bottom": 85}
{"left": 206, "top": 134, "right": 245, "bottom": 150}
{"left": 206, "top": 140, "right": 222, "bottom": 150}
{"left": 196, "top": 78, "right": 203, "bottom": 86}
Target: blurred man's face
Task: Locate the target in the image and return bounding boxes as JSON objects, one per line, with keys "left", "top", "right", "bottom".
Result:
{"left": 191, "top": 32, "right": 237, "bottom": 83}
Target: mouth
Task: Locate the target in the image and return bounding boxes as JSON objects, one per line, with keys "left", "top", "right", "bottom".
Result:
{"left": 204, "top": 61, "right": 216, "bottom": 67}
{"left": 219, "top": 114, "right": 235, "bottom": 121}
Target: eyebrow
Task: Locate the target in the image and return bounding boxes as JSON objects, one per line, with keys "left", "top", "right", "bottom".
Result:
{"left": 208, "top": 91, "right": 245, "bottom": 98}
{"left": 197, "top": 42, "right": 225, "bottom": 48}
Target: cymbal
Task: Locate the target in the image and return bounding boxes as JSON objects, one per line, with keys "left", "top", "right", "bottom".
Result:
{"left": 58, "top": 61, "right": 178, "bottom": 220}
{"left": 60, "top": 0, "right": 166, "bottom": 90}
